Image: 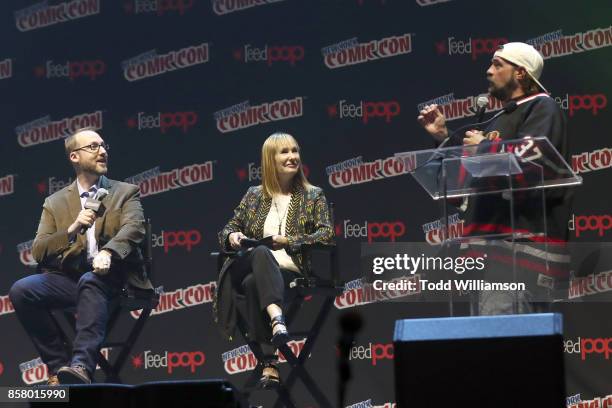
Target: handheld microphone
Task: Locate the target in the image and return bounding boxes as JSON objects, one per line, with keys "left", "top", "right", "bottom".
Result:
{"left": 79, "top": 188, "right": 109, "bottom": 235}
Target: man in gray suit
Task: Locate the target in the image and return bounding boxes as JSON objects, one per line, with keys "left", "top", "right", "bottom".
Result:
{"left": 9, "top": 128, "right": 151, "bottom": 385}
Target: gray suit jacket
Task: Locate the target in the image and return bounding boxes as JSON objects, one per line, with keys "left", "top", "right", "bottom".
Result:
{"left": 32, "top": 176, "right": 152, "bottom": 289}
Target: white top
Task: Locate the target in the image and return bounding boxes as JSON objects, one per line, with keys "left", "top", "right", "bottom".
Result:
{"left": 263, "top": 194, "right": 299, "bottom": 272}
{"left": 76, "top": 181, "right": 99, "bottom": 263}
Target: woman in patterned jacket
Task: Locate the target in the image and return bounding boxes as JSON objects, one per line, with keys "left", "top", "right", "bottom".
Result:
{"left": 215, "top": 132, "right": 335, "bottom": 388}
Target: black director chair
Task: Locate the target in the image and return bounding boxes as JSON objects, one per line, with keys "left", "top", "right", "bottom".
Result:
{"left": 49, "top": 218, "right": 163, "bottom": 383}
{"left": 211, "top": 205, "right": 343, "bottom": 408}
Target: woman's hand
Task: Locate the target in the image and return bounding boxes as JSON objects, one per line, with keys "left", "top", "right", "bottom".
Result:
{"left": 271, "top": 235, "right": 289, "bottom": 250}
{"left": 229, "top": 232, "right": 246, "bottom": 250}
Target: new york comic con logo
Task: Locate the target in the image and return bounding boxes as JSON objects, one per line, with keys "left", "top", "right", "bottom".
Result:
{"left": 123, "top": 0, "right": 194, "bottom": 15}
{"left": 572, "top": 147, "right": 612, "bottom": 174}
{"left": 213, "top": 98, "right": 303, "bottom": 134}
{"left": 19, "top": 350, "right": 110, "bottom": 385}
{"left": 422, "top": 214, "right": 464, "bottom": 245}
{"left": 322, "top": 34, "right": 412, "bottom": 69}
{"left": 233, "top": 44, "right": 304, "bottom": 66}
{"left": 567, "top": 394, "right": 612, "bottom": 408}
{"left": 221, "top": 339, "right": 306, "bottom": 375}
{"left": 122, "top": 44, "right": 209, "bottom": 81}
{"left": 0, "top": 294, "right": 15, "bottom": 317}
{"left": 347, "top": 401, "right": 395, "bottom": 408}
{"left": 0, "top": 175, "right": 15, "bottom": 198}
{"left": 17, "top": 240, "right": 37, "bottom": 266}
{"left": 527, "top": 26, "right": 612, "bottom": 60}
{"left": 14, "top": 0, "right": 100, "bottom": 32}
{"left": 34, "top": 59, "right": 106, "bottom": 80}
{"left": 124, "top": 163, "right": 214, "bottom": 198}
{"left": 325, "top": 154, "right": 416, "bottom": 188}
{"left": 327, "top": 99, "right": 401, "bottom": 124}
{"left": 212, "top": 0, "right": 286, "bottom": 16}
{"left": 15, "top": 111, "right": 103, "bottom": 148}
{"left": 130, "top": 282, "right": 217, "bottom": 319}
{"left": 417, "top": 93, "right": 504, "bottom": 122}
{"left": 0, "top": 59, "right": 13, "bottom": 80}
{"left": 335, "top": 277, "right": 420, "bottom": 309}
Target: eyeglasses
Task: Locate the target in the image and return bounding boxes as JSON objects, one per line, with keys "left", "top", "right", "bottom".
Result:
{"left": 72, "top": 142, "right": 109, "bottom": 153}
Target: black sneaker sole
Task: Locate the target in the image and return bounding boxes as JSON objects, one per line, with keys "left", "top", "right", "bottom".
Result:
{"left": 57, "top": 369, "right": 91, "bottom": 385}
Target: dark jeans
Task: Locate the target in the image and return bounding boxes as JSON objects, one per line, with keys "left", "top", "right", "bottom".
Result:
{"left": 228, "top": 246, "right": 298, "bottom": 361}
{"left": 9, "top": 270, "right": 125, "bottom": 377}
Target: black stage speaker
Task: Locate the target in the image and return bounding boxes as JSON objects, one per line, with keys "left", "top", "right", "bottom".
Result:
{"left": 393, "top": 313, "right": 565, "bottom": 408}
{"left": 30, "top": 379, "right": 247, "bottom": 408}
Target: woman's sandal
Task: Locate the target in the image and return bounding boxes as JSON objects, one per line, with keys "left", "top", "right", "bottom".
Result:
{"left": 259, "top": 362, "right": 280, "bottom": 389}
{"left": 270, "top": 315, "right": 290, "bottom": 347}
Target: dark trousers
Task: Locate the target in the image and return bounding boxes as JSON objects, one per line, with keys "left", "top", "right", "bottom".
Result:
{"left": 228, "top": 246, "right": 298, "bottom": 360}
{"left": 9, "top": 270, "right": 125, "bottom": 377}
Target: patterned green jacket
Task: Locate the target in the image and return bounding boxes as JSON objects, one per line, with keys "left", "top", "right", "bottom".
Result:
{"left": 214, "top": 183, "right": 335, "bottom": 340}
{"left": 217, "top": 183, "right": 335, "bottom": 270}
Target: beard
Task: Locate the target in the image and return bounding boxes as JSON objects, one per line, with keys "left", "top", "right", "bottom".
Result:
{"left": 80, "top": 159, "right": 108, "bottom": 176}
{"left": 488, "top": 77, "right": 519, "bottom": 102}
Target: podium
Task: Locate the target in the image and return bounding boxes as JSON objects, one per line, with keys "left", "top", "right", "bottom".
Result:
{"left": 396, "top": 136, "right": 581, "bottom": 314}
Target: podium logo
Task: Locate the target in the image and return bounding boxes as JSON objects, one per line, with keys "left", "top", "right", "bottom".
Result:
{"left": 568, "top": 214, "right": 612, "bottom": 237}
{"left": 436, "top": 36, "right": 508, "bottom": 60}
{"left": 123, "top": 0, "right": 194, "bottom": 15}
{"left": 234, "top": 44, "right": 305, "bottom": 66}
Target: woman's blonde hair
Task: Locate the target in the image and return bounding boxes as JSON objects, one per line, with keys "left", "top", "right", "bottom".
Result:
{"left": 261, "top": 132, "right": 312, "bottom": 197}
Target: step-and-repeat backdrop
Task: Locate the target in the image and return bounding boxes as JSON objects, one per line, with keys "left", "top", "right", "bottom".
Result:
{"left": 0, "top": 0, "right": 611, "bottom": 406}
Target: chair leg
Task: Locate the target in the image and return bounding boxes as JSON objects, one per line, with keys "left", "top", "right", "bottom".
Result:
{"left": 105, "top": 307, "right": 153, "bottom": 382}
{"left": 273, "top": 297, "right": 335, "bottom": 408}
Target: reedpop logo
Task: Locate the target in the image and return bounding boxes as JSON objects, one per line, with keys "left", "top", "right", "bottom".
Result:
{"left": 338, "top": 220, "right": 406, "bottom": 243}
{"left": 236, "top": 162, "right": 310, "bottom": 182}
{"left": 123, "top": 0, "right": 194, "bottom": 15}
{"left": 151, "top": 229, "right": 202, "bottom": 253}
{"left": 327, "top": 100, "right": 400, "bottom": 124}
{"left": 131, "top": 350, "right": 205, "bottom": 374}
{"left": 234, "top": 44, "right": 304, "bottom": 66}
{"left": 34, "top": 60, "right": 106, "bottom": 80}
{"left": 126, "top": 111, "right": 198, "bottom": 133}
{"left": 436, "top": 36, "right": 508, "bottom": 60}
